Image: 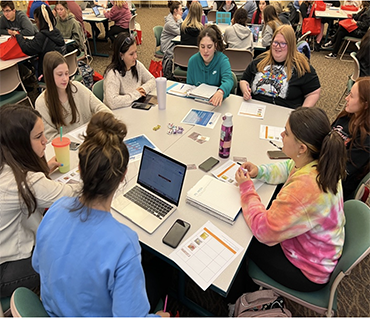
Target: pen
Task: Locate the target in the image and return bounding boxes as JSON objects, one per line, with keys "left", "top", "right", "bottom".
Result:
{"left": 163, "top": 295, "right": 168, "bottom": 312}
{"left": 180, "top": 84, "right": 184, "bottom": 90}
{"left": 269, "top": 140, "right": 282, "bottom": 150}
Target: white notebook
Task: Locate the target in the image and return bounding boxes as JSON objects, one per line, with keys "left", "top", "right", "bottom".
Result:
{"left": 186, "top": 175, "right": 241, "bottom": 224}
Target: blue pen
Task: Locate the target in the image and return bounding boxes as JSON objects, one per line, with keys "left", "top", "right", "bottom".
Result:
{"left": 180, "top": 84, "right": 184, "bottom": 90}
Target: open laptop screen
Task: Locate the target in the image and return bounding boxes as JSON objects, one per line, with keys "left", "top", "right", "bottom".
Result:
{"left": 137, "top": 147, "right": 186, "bottom": 206}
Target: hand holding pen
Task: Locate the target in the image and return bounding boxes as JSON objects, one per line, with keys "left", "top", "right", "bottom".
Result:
{"left": 155, "top": 295, "right": 170, "bottom": 317}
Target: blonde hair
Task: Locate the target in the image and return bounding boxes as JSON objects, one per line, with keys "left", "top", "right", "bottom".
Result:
{"left": 257, "top": 25, "right": 311, "bottom": 80}
{"left": 181, "top": 1, "right": 203, "bottom": 32}
{"left": 114, "top": 1, "right": 127, "bottom": 8}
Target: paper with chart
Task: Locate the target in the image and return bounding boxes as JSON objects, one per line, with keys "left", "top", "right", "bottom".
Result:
{"left": 169, "top": 221, "right": 243, "bottom": 291}
{"left": 259, "top": 125, "right": 284, "bottom": 142}
{"left": 211, "top": 160, "right": 264, "bottom": 190}
{"left": 55, "top": 167, "right": 81, "bottom": 185}
{"left": 238, "top": 101, "right": 266, "bottom": 119}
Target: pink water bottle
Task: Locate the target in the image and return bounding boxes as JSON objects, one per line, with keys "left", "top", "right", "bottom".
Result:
{"left": 219, "top": 113, "right": 233, "bottom": 158}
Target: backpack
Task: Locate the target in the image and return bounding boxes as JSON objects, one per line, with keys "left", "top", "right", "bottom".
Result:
{"left": 77, "top": 60, "right": 94, "bottom": 90}
{"left": 297, "top": 40, "right": 311, "bottom": 61}
{"left": 230, "top": 290, "right": 292, "bottom": 317}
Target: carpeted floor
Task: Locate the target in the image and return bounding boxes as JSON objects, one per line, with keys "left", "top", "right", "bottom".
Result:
{"left": 87, "top": 5, "right": 370, "bottom": 317}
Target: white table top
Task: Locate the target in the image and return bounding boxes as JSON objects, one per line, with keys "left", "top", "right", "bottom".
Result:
{"left": 47, "top": 82, "right": 292, "bottom": 296}
{"left": 315, "top": 7, "right": 360, "bottom": 19}
{"left": 82, "top": 8, "right": 108, "bottom": 22}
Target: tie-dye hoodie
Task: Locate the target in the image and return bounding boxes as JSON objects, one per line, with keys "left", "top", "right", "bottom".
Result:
{"left": 239, "top": 159, "right": 345, "bottom": 284}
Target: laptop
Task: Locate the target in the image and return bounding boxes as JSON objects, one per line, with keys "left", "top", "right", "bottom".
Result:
{"left": 112, "top": 146, "right": 187, "bottom": 234}
{"left": 92, "top": 6, "right": 104, "bottom": 17}
{"left": 249, "top": 24, "right": 262, "bottom": 42}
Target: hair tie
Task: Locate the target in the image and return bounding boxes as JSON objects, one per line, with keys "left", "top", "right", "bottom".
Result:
{"left": 327, "top": 129, "right": 335, "bottom": 137}
{"left": 41, "top": 4, "right": 53, "bottom": 31}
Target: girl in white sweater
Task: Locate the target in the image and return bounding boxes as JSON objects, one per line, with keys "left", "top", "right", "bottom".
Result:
{"left": 35, "top": 51, "right": 112, "bottom": 142}
{"left": 0, "top": 105, "right": 80, "bottom": 297}
{"left": 103, "top": 33, "right": 155, "bottom": 109}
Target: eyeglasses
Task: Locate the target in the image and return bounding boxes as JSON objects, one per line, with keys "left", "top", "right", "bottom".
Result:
{"left": 2, "top": 9, "right": 14, "bottom": 13}
{"left": 272, "top": 41, "right": 288, "bottom": 49}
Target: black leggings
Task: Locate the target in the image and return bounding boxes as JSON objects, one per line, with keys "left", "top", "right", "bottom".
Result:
{"left": 247, "top": 237, "right": 327, "bottom": 292}
{"left": 0, "top": 256, "right": 40, "bottom": 298}
{"left": 331, "top": 25, "right": 359, "bottom": 54}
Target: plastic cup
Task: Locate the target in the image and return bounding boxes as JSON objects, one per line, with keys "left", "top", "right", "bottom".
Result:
{"left": 156, "top": 77, "right": 167, "bottom": 110}
{"left": 52, "top": 137, "right": 71, "bottom": 173}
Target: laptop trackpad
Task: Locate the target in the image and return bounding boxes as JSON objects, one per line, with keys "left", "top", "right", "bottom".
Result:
{"left": 112, "top": 195, "right": 147, "bottom": 223}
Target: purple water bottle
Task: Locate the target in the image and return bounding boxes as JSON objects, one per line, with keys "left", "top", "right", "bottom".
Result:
{"left": 219, "top": 113, "right": 233, "bottom": 158}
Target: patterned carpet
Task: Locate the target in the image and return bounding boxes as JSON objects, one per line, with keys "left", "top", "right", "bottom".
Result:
{"left": 87, "top": 5, "right": 370, "bottom": 317}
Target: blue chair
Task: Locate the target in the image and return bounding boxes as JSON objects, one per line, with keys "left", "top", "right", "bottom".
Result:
{"left": 248, "top": 200, "right": 370, "bottom": 316}
{"left": 216, "top": 11, "right": 231, "bottom": 25}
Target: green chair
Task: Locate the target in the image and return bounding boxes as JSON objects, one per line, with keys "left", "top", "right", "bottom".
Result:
{"left": 1, "top": 296, "right": 11, "bottom": 317}
{"left": 248, "top": 200, "right": 370, "bottom": 317}
{"left": 10, "top": 287, "right": 49, "bottom": 317}
{"left": 153, "top": 26, "right": 164, "bottom": 59}
{"left": 0, "top": 64, "right": 33, "bottom": 108}
{"left": 92, "top": 79, "right": 104, "bottom": 102}
{"left": 231, "top": 71, "right": 238, "bottom": 95}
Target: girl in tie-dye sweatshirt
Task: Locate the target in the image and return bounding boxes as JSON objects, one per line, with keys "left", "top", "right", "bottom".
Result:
{"left": 236, "top": 107, "right": 347, "bottom": 292}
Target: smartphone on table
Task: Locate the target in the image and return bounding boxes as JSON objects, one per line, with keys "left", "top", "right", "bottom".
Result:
{"left": 162, "top": 219, "right": 191, "bottom": 248}
{"left": 199, "top": 156, "right": 220, "bottom": 172}
{"left": 267, "top": 150, "right": 289, "bottom": 159}
{"left": 70, "top": 141, "right": 81, "bottom": 151}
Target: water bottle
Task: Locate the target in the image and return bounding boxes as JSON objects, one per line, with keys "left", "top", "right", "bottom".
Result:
{"left": 219, "top": 113, "right": 233, "bottom": 158}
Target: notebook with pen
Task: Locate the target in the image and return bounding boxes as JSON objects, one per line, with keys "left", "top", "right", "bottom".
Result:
{"left": 167, "top": 83, "right": 218, "bottom": 102}
{"left": 111, "top": 146, "right": 187, "bottom": 234}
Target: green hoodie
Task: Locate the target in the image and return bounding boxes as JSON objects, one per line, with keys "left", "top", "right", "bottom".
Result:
{"left": 56, "top": 13, "right": 84, "bottom": 52}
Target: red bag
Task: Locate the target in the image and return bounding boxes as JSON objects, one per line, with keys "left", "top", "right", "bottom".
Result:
{"left": 302, "top": 7, "right": 322, "bottom": 36}
{"left": 339, "top": 19, "right": 358, "bottom": 32}
{"left": 315, "top": 0, "right": 326, "bottom": 11}
{"left": 0, "top": 37, "right": 27, "bottom": 60}
{"left": 341, "top": 5, "right": 358, "bottom": 11}
{"left": 93, "top": 71, "right": 103, "bottom": 82}
{"left": 149, "top": 59, "right": 163, "bottom": 78}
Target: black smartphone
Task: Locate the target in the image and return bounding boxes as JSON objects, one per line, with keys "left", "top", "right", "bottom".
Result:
{"left": 267, "top": 150, "right": 289, "bottom": 159}
{"left": 199, "top": 156, "right": 220, "bottom": 172}
{"left": 131, "top": 102, "right": 152, "bottom": 110}
{"left": 162, "top": 219, "right": 191, "bottom": 248}
{"left": 70, "top": 142, "right": 81, "bottom": 151}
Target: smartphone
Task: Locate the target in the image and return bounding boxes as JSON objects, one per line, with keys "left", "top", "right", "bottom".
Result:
{"left": 70, "top": 142, "right": 81, "bottom": 151}
{"left": 162, "top": 219, "right": 191, "bottom": 248}
{"left": 131, "top": 102, "right": 152, "bottom": 110}
{"left": 199, "top": 156, "right": 220, "bottom": 172}
{"left": 267, "top": 150, "right": 289, "bottom": 159}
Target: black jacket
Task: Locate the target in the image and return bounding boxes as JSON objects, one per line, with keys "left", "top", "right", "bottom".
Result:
{"left": 180, "top": 27, "right": 201, "bottom": 46}
{"left": 16, "top": 29, "right": 66, "bottom": 77}
{"left": 352, "top": 7, "right": 370, "bottom": 38}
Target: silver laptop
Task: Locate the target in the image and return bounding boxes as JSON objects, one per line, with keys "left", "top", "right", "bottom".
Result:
{"left": 112, "top": 146, "right": 187, "bottom": 234}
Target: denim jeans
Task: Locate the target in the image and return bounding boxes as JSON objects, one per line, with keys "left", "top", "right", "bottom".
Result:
{"left": 0, "top": 256, "right": 39, "bottom": 297}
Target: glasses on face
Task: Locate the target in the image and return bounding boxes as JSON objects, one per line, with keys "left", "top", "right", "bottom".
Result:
{"left": 2, "top": 9, "right": 14, "bottom": 13}
{"left": 272, "top": 41, "right": 288, "bottom": 49}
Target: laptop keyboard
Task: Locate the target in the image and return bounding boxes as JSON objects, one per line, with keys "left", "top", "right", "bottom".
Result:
{"left": 124, "top": 186, "right": 173, "bottom": 219}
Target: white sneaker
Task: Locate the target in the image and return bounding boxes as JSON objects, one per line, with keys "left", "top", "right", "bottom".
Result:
{"left": 322, "top": 41, "right": 333, "bottom": 49}
{"left": 325, "top": 53, "right": 337, "bottom": 59}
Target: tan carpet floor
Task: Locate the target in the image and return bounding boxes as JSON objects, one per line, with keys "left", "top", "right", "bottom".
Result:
{"left": 87, "top": 5, "right": 370, "bottom": 317}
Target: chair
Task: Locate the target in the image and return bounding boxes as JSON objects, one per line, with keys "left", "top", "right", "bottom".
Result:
{"left": 0, "top": 64, "right": 33, "bottom": 108}
{"left": 1, "top": 297, "right": 11, "bottom": 317}
{"left": 64, "top": 49, "right": 84, "bottom": 83}
{"left": 216, "top": 11, "right": 231, "bottom": 25}
{"left": 207, "top": 10, "right": 217, "bottom": 22}
{"left": 129, "top": 14, "right": 138, "bottom": 38}
{"left": 335, "top": 52, "right": 359, "bottom": 111}
{"left": 153, "top": 26, "right": 164, "bottom": 59}
{"left": 295, "top": 10, "right": 303, "bottom": 38}
{"left": 10, "top": 287, "right": 49, "bottom": 317}
{"left": 224, "top": 48, "right": 253, "bottom": 81}
{"left": 338, "top": 36, "right": 361, "bottom": 61}
{"left": 248, "top": 199, "right": 370, "bottom": 317}
{"left": 354, "top": 172, "right": 370, "bottom": 201}
{"left": 92, "top": 79, "right": 104, "bottom": 102}
{"left": 297, "top": 30, "right": 311, "bottom": 43}
{"left": 231, "top": 71, "right": 238, "bottom": 94}
{"left": 172, "top": 45, "right": 199, "bottom": 80}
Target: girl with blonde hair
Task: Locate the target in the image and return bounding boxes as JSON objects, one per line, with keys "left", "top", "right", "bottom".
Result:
{"left": 240, "top": 25, "right": 321, "bottom": 108}
{"left": 180, "top": 1, "right": 203, "bottom": 46}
